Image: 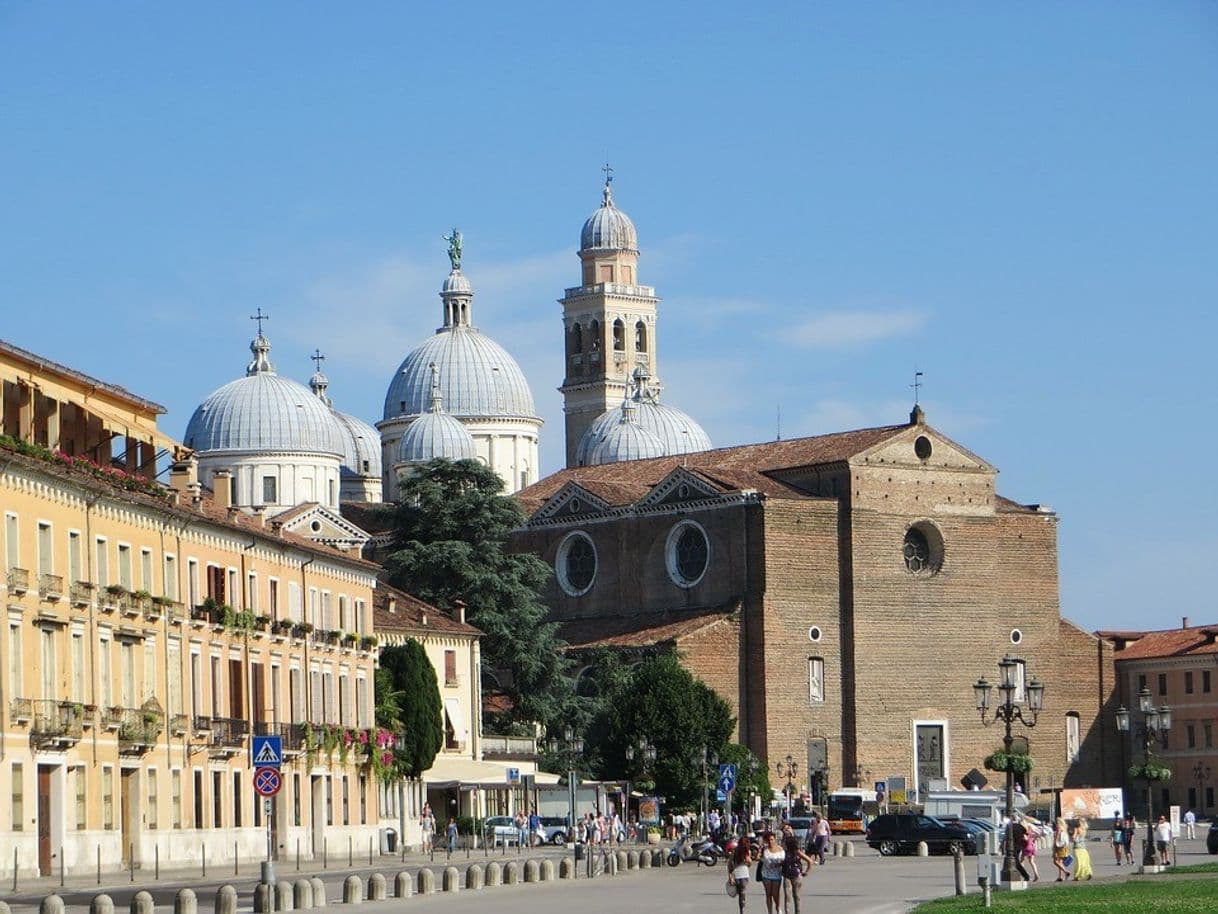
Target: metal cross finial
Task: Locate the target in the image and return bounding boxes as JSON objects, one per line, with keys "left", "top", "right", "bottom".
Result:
{"left": 602, "top": 162, "right": 614, "bottom": 185}
{"left": 911, "top": 369, "right": 924, "bottom": 405}
{"left": 250, "top": 307, "right": 270, "bottom": 335}
{"left": 310, "top": 349, "right": 326, "bottom": 372}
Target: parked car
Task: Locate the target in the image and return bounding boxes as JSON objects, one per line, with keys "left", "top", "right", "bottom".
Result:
{"left": 865, "top": 813, "right": 978, "bottom": 856}
{"left": 785, "top": 816, "right": 814, "bottom": 844}
{"left": 539, "top": 816, "right": 570, "bottom": 845}
{"left": 1207, "top": 825, "right": 1218, "bottom": 855}
{"left": 483, "top": 816, "right": 520, "bottom": 846}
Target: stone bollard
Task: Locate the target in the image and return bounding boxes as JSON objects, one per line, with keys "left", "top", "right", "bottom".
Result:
{"left": 465, "top": 864, "right": 484, "bottom": 890}
{"left": 916, "top": 841, "right": 929, "bottom": 857}
{"left": 342, "top": 876, "right": 362, "bottom": 905}
{"left": 0, "top": 903, "right": 12, "bottom": 914}
{"left": 294, "top": 879, "right": 313, "bottom": 910}
{"left": 638, "top": 849, "right": 651, "bottom": 869}
{"left": 523, "top": 859, "right": 539, "bottom": 883}
{"left": 367, "top": 873, "right": 387, "bottom": 901}
{"left": 616, "top": 850, "right": 628, "bottom": 872}
{"left": 608, "top": 852, "right": 618, "bottom": 875}
{"left": 254, "top": 885, "right": 272, "bottom": 913}
{"left": 504, "top": 861, "right": 519, "bottom": 885}
{"left": 628, "top": 850, "right": 639, "bottom": 869}
{"left": 394, "top": 872, "right": 413, "bottom": 899}
{"left": 443, "top": 867, "right": 460, "bottom": 893}
{"left": 651, "top": 849, "right": 664, "bottom": 867}
{"left": 540, "top": 859, "right": 555, "bottom": 881}
{"left": 175, "top": 889, "right": 197, "bottom": 914}
{"left": 486, "top": 861, "right": 502, "bottom": 887}
{"left": 832, "top": 841, "right": 841, "bottom": 857}
{"left": 417, "top": 867, "right": 435, "bottom": 895}
{"left": 90, "top": 895, "right": 115, "bottom": 914}
{"left": 215, "top": 886, "right": 237, "bottom": 914}
{"left": 559, "top": 858, "right": 575, "bottom": 879}
{"left": 40, "top": 895, "right": 65, "bottom": 914}
{"left": 309, "top": 878, "right": 326, "bottom": 907}
{"left": 276, "top": 881, "right": 294, "bottom": 912}
{"left": 130, "top": 893, "right": 154, "bottom": 914}
{"left": 844, "top": 842, "right": 855, "bottom": 858}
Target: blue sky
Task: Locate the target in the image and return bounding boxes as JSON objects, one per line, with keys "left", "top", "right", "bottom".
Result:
{"left": 2, "top": 2, "right": 1215, "bottom": 633}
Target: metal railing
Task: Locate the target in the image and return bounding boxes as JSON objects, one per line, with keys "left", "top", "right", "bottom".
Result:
{"left": 69, "top": 581, "right": 94, "bottom": 606}
{"left": 253, "top": 720, "right": 305, "bottom": 753}
{"left": 7, "top": 567, "right": 30, "bottom": 594}
{"left": 170, "top": 713, "right": 189, "bottom": 735}
{"left": 208, "top": 717, "right": 248, "bottom": 753}
{"left": 10, "top": 696, "right": 32, "bottom": 722}
{"left": 116, "top": 707, "right": 163, "bottom": 752}
{"left": 38, "top": 573, "right": 64, "bottom": 601}
{"left": 482, "top": 734, "right": 539, "bottom": 759}
{"left": 31, "top": 700, "right": 84, "bottom": 745}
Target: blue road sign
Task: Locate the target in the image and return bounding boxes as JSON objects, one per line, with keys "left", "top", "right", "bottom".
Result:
{"left": 252, "top": 735, "right": 283, "bottom": 767}
{"left": 874, "top": 780, "right": 887, "bottom": 794}
{"left": 718, "top": 763, "right": 738, "bottom": 794}
{"left": 506, "top": 767, "right": 520, "bottom": 785}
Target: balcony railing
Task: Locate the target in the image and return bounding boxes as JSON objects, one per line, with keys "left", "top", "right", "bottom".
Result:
{"left": 254, "top": 721, "right": 305, "bottom": 755}
{"left": 7, "top": 567, "right": 30, "bottom": 595}
{"left": 481, "top": 734, "right": 539, "bottom": 760}
{"left": 192, "top": 714, "right": 214, "bottom": 732}
{"left": 38, "top": 573, "right": 64, "bottom": 601}
{"left": 170, "top": 713, "right": 189, "bottom": 735}
{"left": 206, "top": 717, "right": 248, "bottom": 755}
{"left": 10, "top": 697, "right": 32, "bottom": 723}
{"left": 70, "top": 581, "right": 94, "bottom": 607}
{"left": 31, "top": 700, "right": 84, "bottom": 748}
{"left": 102, "top": 706, "right": 123, "bottom": 730}
{"left": 116, "top": 707, "right": 163, "bottom": 754}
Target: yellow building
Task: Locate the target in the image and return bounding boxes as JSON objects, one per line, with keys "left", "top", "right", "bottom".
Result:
{"left": 0, "top": 340, "right": 381, "bottom": 877}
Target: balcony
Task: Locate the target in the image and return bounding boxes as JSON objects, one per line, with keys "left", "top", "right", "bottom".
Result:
{"left": 10, "top": 696, "right": 32, "bottom": 723}
{"left": 481, "top": 734, "right": 539, "bottom": 761}
{"left": 31, "top": 700, "right": 84, "bottom": 749}
{"left": 38, "top": 573, "right": 64, "bottom": 601}
{"left": 254, "top": 721, "right": 305, "bottom": 756}
{"left": 207, "top": 717, "right": 248, "bottom": 757}
{"left": 118, "top": 593, "right": 141, "bottom": 618}
{"left": 7, "top": 567, "right": 30, "bottom": 595}
{"left": 116, "top": 707, "right": 163, "bottom": 755}
{"left": 192, "top": 714, "right": 214, "bottom": 732}
{"left": 99, "top": 587, "right": 124, "bottom": 613}
{"left": 70, "top": 581, "right": 94, "bottom": 607}
{"left": 170, "top": 713, "right": 189, "bottom": 736}
{"left": 102, "top": 706, "right": 123, "bottom": 730}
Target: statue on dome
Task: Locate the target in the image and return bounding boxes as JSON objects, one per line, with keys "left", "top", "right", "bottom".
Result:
{"left": 443, "top": 229, "right": 463, "bottom": 270}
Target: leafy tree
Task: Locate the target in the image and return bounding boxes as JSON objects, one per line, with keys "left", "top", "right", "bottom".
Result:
{"left": 718, "top": 743, "right": 772, "bottom": 814}
{"left": 588, "top": 653, "right": 734, "bottom": 808}
{"left": 383, "top": 459, "right": 576, "bottom": 731}
{"left": 377, "top": 639, "right": 443, "bottom": 778}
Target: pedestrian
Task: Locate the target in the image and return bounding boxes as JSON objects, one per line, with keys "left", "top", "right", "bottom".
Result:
{"left": 1122, "top": 815, "right": 1136, "bottom": 864}
{"left": 515, "top": 810, "right": 528, "bottom": 847}
{"left": 421, "top": 805, "right": 435, "bottom": 853}
{"left": 1008, "top": 816, "right": 1032, "bottom": 881}
{"left": 1071, "top": 817, "right": 1093, "bottom": 881}
{"left": 1154, "top": 815, "right": 1173, "bottom": 865}
{"left": 529, "top": 808, "right": 543, "bottom": 847}
{"left": 1020, "top": 820, "right": 1040, "bottom": 882}
{"left": 810, "top": 813, "right": 831, "bottom": 864}
{"left": 446, "top": 817, "right": 458, "bottom": 854}
{"left": 780, "top": 832, "right": 814, "bottom": 914}
{"left": 1111, "top": 816, "right": 1125, "bottom": 865}
{"left": 1051, "top": 817, "right": 1071, "bottom": 881}
{"left": 759, "top": 832, "right": 785, "bottom": 914}
{"left": 1184, "top": 808, "right": 1197, "bottom": 840}
{"left": 727, "top": 836, "right": 752, "bottom": 914}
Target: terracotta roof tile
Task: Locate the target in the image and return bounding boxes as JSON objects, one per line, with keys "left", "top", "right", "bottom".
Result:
{"left": 558, "top": 606, "right": 737, "bottom": 650}
{"left": 1107, "top": 624, "right": 1218, "bottom": 660}
{"left": 340, "top": 501, "right": 395, "bottom": 535}
{"left": 373, "top": 582, "right": 482, "bottom": 637}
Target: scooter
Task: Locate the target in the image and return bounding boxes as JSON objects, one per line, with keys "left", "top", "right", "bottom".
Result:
{"left": 691, "top": 836, "right": 720, "bottom": 866}
{"left": 666, "top": 835, "right": 688, "bottom": 866}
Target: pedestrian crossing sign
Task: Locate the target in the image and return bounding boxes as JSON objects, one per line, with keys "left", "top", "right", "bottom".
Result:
{"left": 252, "top": 735, "right": 283, "bottom": 767}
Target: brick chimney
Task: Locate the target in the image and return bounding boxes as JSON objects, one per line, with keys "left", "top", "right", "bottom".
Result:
{"left": 213, "top": 469, "right": 233, "bottom": 509}
{"left": 1183, "top": 616, "right": 1190, "bottom": 629}
{"left": 454, "top": 599, "right": 467, "bottom": 625}
{"left": 169, "top": 455, "right": 199, "bottom": 498}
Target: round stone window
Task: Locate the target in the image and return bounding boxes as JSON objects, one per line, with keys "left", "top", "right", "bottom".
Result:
{"left": 808, "top": 626, "right": 823, "bottom": 643}
{"left": 556, "top": 532, "right": 597, "bottom": 596}
{"left": 666, "top": 520, "right": 710, "bottom": 588}
{"left": 1010, "top": 629, "right": 1023, "bottom": 645}
{"left": 903, "top": 522, "right": 944, "bottom": 576}
{"left": 914, "top": 435, "right": 933, "bottom": 460}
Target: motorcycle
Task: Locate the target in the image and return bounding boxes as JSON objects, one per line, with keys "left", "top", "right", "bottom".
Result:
{"left": 666, "top": 835, "right": 689, "bottom": 867}
{"left": 691, "top": 836, "right": 721, "bottom": 866}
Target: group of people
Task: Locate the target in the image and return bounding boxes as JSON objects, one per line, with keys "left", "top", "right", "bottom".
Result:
{"left": 418, "top": 805, "right": 460, "bottom": 854}
{"left": 727, "top": 817, "right": 832, "bottom": 914}
{"left": 576, "top": 809, "right": 626, "bottom": 845}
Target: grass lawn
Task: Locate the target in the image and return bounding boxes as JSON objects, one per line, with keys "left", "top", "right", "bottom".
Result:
{"left": 1166, "top": 862, "right": 1218, "bottom": 875}
{"left": 910, "top": 878, "right": 1218, "bottom": 912}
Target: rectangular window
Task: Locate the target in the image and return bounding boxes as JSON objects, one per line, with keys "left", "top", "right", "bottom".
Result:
{"left": 213, "top": 771, "right": 223, "bottom": 828}
{"left": 268, "top": 579, "right": 279, "bottom": 620}
{"left": 11, "top": 763, "right": 23, "bottom": 831}
{"left": 102, "top": 767, "right": 114, "bottom": 830}
{"left": 359, "top": 775, "right": 367, "bottom": 825}
{"left": 338, "top": 675, "right": 348, "bottom": 725}
{"left": 1137, "top": 673, "right": 1147, "bottom": 693}
{"left": 75, "top": 766, "right": 87, "bottom": 829}
{"left": 444, "top": 650, "right": 457, "bottom": 686}
{"left": 227, "top": 569, "right": 238, "bottom": 608}
{"left": 194, "top": 770, "right": 204, "bottom": 828}
{"left": 338, "top": 595, "right": 348, "bottom": 633}
{"left": 143, "top": 637, "right": 157, "bottom": 701}
{"left": 1206, "top": 722, "right": 1213, "bottom": 749}
{"left": 140, "top": 549, "right": 153, "bottom": 593}
{"left": 321, "top": 592, "right": 332, "bottom": 631}
{"left": 172, "top": 770, "right": 182, "bottom": 829}
{"left": 1158, "top": 672, "right": 1167, "bottom": 696}
{"left": 1208, "top": 786, "right": 1215, "bottom": 810}
{"left": 68, "top": 531, "right": 82, "bottom": 584}
{"left": 4, "top": 514, "right": 18, "bottom": 571}
{"left": 164, "top": 555, "right": 178, "bottom": 601}
{"left": 808, "top": 657, "right": 825, "bottom": 704}
{"left": 147, "top": 769, "right": 159, "bottom": 829}
{"left": 355, "top": 600, "right": 366, "bottom": 636}
{"left": 120, "top": 641, "right": 135, "bottom": 706}
{"left": 190, "top": 652, "right": 202, "bottom": 719}
{"left": 210, "top": 656, "right": 222, "bottom": 717}
{"left": 8, "top": 621, "right": 22, "bottom": 700}
{"left": 233, "top": 773, "right": 242, "bottom": 828}
{"left": 167, "top": 638, "right": 182, "bottom": 716}
{"left": 1185, "top": 671, "right": 1194, "bottom": 694}
{"left": 37, "top": 522, "right": 53, "bottom": 576}
{"left": 71, "top": 630, "right": 85, "bottom": 702}
{"left": 117, "top": 544, "right": 132, "bottom": 589}
{"left": 326, "top": 777, "right": 333, "bottom": 825}
{"left": 247, "top": 573, "right": 257, "bottom": 613}
{"left": 206, "top": 565, "right": 224, "bottom": 603}
{"left": 1205, "top": 670, "right": 1212, "bottom": 694}
{"left": 188, "top": 558, "right": 199, "bottom": 607}
{"left": 308, "top": 588, "right": 318, "bottom": 628}
{"left": 342, "top": 776, "right": 349, "bottom": 826}
{"left": 355, "top": 678, "right": 366, "bottom": 729}
{"left": 1187, "top": 724, "right": 1197, "bottom": 749}
{"left": 98, "top": 636, "right": 112, "bottom": 708}
{"left": 262, "top": 476, "right": 277, "bottom": 504}
{"left": 95, "top": 538, "right": 108, "bottom": 588}
{"left": 40, "top": 627, "right": 56, "bottom": 699}
{"left": 293, "top": 774, "right": 301, "bottom": 827}
{"left": 290, "top": 668, "right": 303, "bottom": 723}
{"left": 1066, "top": 713, "right": 1081, "bottom": 763}
{"left": 289, "top": 582, "right": 302, "bottom": 622}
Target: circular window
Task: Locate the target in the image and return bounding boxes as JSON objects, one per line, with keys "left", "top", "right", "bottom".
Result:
{"left": 1010, "top": 629, "right": 1023, "bottom": 645}
{"left": 903, "top": 522, "right": 944, "bottom": 576}
{"left": 914, "top": 436, "right": 933, "bottom": 460}
{"left": 666, "top": 520, "right": 710, "bottom": 588}
{"left": 808, "top": 626, "right": 822, "bottom": 643}
{"left": 310, "top": 520, "right": 322, "bottom": 532}
{"left": 556, "top": 532, "right": 597, "bottom": 596}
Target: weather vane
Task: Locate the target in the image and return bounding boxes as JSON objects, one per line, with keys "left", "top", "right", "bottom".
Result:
{"left": 911, "top": 368, "right": 924, "bottom": 405}
{"left": 311, "top": 349, "right": 326, "bottom": 372}
{"left": 250, "top": 307, "right": 270, "bottom": 335}
{"left": 602, "top": 161, "right": 614, "bottom": 185}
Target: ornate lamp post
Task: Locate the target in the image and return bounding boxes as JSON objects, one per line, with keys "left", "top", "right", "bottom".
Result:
{"left": 775, "top": 755, "right": 799, "bottom": 820}
{"left": 1193, "top": 761, "right": 1211, "bottom": 809}
{"left": 1116, "top": 686, "right": 1172, "bottom": 865}
{"left": 694, "top": 746, "right": 719, "bottom": 831}
{"left": 974, "top": 655, "right": 1044, "bottom": 885}
{"left": 547, "top": 727, "right": 584, "bottom": 841}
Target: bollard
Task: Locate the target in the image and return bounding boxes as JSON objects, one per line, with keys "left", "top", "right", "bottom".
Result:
{"left": 394, "top": 872, "right": 413, "bottom": 898}
{"left": 916, "top": 841, "right": 929, "bottom": 857}
{"left": 651, "top": 848, "right": 664, "bottom": 867}
{"left": 979, "top": 873, "right": 993, "bottom": 908}
{"left": 40, "top": 894, "right": 65, "bottom": 914}
{"left": 202, "top": 845, "right": 207, "bottom": 879}
{"left": 214, "top": 887, "right": 237, "bottom": 914}
{"left": 559, "top": 857, "right": 575, "bottom": 879}
{"left": 832, "top": 841, "right": 841, "bottom": 857}
{"left": 309, "top": 877, "right": 326, "bottom": 907}
{"left": 844, "top": 842, "right": 855, "bottom": 858}
{"left": 608, "top": 851, "right": 618, "bottom": 875}
{"left": 416, "top": 867, "right": 435, "bottom": 895}
{"left": 0, "top": 902, "right": 9, "bottom": 914}
{"left": 540, "top": 859, "right": 555, "bottom": 881}
{"left": 276, "top": 881, "right": 294, "bottom": 912}
{"left": 486, "top": 861, "right": 502, "bottom": 887}
{"left": 174, "top": 888, "right": 197, "bottom": 914}
{"left": 253, "top": 885, "right": 271, "bottom": 913}
{"left": 638, "top": 849, "right": 651, "bottom": 869}
{"left": 954, "top": 849, "right": 967, "bottom": 896}
{"left": 90, "top": 895, "right": 114, "bottom": 914}
{"left": 504, "top": 860, "right": 520, "bottom": 885}
{"left": 293, "top": 879, "right": 313, "bottom": 910}
{"left": 342, "top": 876, "right": 362, "bottom": 904}
{"left": 442, "top": 866, "right": 460, "bottom": 893}
{"left": 154, "top": 846, "right": 159, "bottom": 882}
{"left": 465, "top": 864, "right": 483, "bottom": 890}
{"left": 367, "top": 873, "right": 386, "bottom": 901}
{"left": 523, "top": 859, "right": 539, "bottom": 883}
{"left": 97, "top": 846, "right": 102, "bottom": 885}
{"left": 130, "top": 892, "right": 153, "bottom": 914}
{"left": 628, "top": 850, "right": 639, "bottom": 869}
{"left": 616, "top": 850, "right": 628, "bottom": 872}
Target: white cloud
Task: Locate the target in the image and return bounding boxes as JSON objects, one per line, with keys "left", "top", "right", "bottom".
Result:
{"left": 783, "top": 309, "right": 928, "bottom": 349}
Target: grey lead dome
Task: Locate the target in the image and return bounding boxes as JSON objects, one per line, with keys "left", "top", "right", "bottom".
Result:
{"left": 580, "top": 181, "right": 638, "bottom": 253}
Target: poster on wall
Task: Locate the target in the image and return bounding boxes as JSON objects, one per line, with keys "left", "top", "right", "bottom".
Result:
{"left": 1060, "top": 787, "right": 1124, "bottom": 819}
{"left": 638, "top": 797, "right": 661, "bottom": 826}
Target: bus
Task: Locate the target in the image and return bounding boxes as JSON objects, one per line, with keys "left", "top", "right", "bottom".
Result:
{"left": 827, "top": 789, "right": 878, "bottom": 834}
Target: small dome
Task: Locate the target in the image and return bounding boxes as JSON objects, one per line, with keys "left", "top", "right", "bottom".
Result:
{"left": 184, "top": 333, "right": 345, "bottom": 457}
{"left": 580, "top": 179, "right": 638, "bottom": 253}
{"left": 396, "top": 411, "right": 477, "bottom": 464}
{"left": 441, "top": 269, "right": 473, "bottom": 295}
{"left": 332, "top": 410, "right": 382, "bottom": 479}
{"left": 576, "top": 368, "right": 711, "bottom": 466}
{"left": 587, "top": 401, "right": 667, "bottom": 465}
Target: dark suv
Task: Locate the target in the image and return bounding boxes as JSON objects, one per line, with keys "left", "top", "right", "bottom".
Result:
{"left": 865, "top": 813, "right": 977, "bottom": 856}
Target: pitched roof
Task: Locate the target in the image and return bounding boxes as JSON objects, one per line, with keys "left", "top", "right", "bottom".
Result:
{"left": 1106, "top": 624, "right": 1218, "bottom": 661}
{"left": 0, "top": 338, "right": 166, "bottom": 414}
{"left": 340, "top": 501, "right": 395, "bottom": 535}
{"left": 373, "top": 582, "right": 482, "bottom": 637}
{"left": 516, "top": 424, "right": 909, "bottom": 514}
{"left": 558, "top": 606, "right": 736, "bottom": 650}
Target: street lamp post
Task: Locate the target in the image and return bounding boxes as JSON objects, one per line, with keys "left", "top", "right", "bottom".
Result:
{"left": 1115, "top": 687, "right": 1172, "bottom": 865}
{"left": 694, "top": 746, "right": 718, "bottom": 832}
{"left": 974, "top": 654, "right": 1045, "bottom": 885}
{"left": 1193, "top": 762, "right": 1211, "bottom": 811}
{"left": 547, "top": 727, "right": 584, "bottom": 843}
{"left": 775, "top": 755, "right": 799, "bottom": 821}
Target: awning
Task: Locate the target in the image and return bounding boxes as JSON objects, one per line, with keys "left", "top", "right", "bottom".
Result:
{"left": 423, "top": 757, "right": 561, "bottom": 788}
{"left": 444, "top": 698, "right": 465, "bottom": 742}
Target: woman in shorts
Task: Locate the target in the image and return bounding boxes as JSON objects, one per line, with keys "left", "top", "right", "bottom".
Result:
{"left": 1051, "top": 817, "right": 1071, "bottom": 881}
{"left": 780, "top": 831, "right": 814, "bottom": 914}
{"left": 727, "top": 837, "right": 752, "bottom": 913}
{"left": 759, "top": 831, "right": 786, "bottom": 914}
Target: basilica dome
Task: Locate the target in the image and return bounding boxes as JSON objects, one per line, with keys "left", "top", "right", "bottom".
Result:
{"left": 576, "top": 369, "right": 711, "bottom": 466}
{"left": 580, "top": 180, "right": 638, "bottom": 253}
{"left": 586, "top": 400, "right": 667, "bottom": 466}
{"left": 396, "top": 409, "right": 476, "bottom": 464}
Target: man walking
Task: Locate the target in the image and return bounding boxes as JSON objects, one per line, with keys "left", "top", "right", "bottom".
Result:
{"left": 1154, "top": 815, "right": 1173, "bottom": 865}
{"left": 1183, "top": 808, "right": 1197, "bottom": 839}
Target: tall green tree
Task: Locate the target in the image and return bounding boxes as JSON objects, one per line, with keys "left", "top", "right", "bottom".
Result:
{"left": 383, "top": 459, "right": 576, "bottom": 731}
{"left": 378, "top": 639, "right": 443, "bottom": 778}
{"left": 588, "top": 653, "right": 735, "bottom": 808}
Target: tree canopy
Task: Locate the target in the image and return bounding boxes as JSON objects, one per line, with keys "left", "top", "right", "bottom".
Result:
{"left": 383, "top": 459, "right": 576, "bottom": 731}
{"left": 377, "top": 639, "right": 443, "bottom": 778}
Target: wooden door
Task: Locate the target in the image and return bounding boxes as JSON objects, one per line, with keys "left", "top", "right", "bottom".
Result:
{"left": 37, "top": 766, "right": 52, "bottom": 876}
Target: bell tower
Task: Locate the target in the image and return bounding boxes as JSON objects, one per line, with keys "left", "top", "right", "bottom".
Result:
{"left": 559, "top": 170, "right": 660, "bottom": 467}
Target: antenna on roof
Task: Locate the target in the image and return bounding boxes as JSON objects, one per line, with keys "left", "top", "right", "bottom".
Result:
{"left": 776, "top": 403, "right": 782, "bottom": 441}
{"left": 911, "top": 368, "right": 924, "bottom": 405}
